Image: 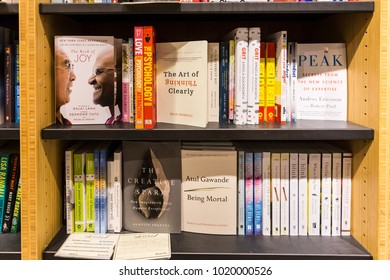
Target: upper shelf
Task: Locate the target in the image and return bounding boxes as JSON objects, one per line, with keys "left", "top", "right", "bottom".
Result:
{"left": 41, "top": 120, "right": 374, "bottom": 141}
{"left": 39, "top": 2, "right": 374, "bottom": 16}
{"left": 0, "top": 3, "right": 18, "bottom": 15}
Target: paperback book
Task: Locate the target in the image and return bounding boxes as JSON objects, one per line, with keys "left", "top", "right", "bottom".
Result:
{"left": 122, "top": 141, "right": 182, "bottom": 233}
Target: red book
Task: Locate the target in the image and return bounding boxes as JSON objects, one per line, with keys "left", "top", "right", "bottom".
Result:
{"left": 143, "top": 26, "right": 156, "bottom": 129}
{"left": 134, "top": 26, "right": 144, "bottom": 129}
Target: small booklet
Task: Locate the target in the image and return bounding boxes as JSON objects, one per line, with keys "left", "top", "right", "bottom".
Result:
{"left": 113, "top": 233, "right": 171, "bottom": 260}
{"left": 55, "top": 233, "right": 119, "bottom": 260}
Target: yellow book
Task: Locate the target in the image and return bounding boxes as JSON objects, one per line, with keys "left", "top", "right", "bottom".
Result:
{"left": 265, "top": 42, "right": 275, "bottom": 123}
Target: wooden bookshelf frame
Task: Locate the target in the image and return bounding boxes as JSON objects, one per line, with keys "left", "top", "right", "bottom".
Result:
{"left": 18, "top": 0, "right": 390, "bottom": 260}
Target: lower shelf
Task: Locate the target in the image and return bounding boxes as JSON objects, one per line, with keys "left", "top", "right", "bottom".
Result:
{"left": 0, "top": 232, "right": 21, "bottom": 260}
{"left": 43, "top": 226, "right": 372, "bottom": 260}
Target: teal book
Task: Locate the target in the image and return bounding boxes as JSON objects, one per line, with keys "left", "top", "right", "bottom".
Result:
{"left": 0, "top": 152, "right": 11, "bottom": 233}
{"left": 10, "top": 178, "right": 21, "bottom": 233}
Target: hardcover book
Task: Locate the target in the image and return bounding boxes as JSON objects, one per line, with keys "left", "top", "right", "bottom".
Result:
{"left": 134, "top": 26, "right": 144, "bottom": 129}
{"left": 122, "top": 141, "right": 181, "bottom": 233}
{"left": 55, "top": 36, "right": 120, "bottom": 124}
{"left": 296, "top": 43, "right": 348, "bottom": 121}
{"left": 181, "top": 148, "right": 237, "bottom": 235}
{"left": 156, "top": 40, "right": 208, "bottom": 128}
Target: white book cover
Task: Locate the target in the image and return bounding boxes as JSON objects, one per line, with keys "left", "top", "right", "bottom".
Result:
{"left": 247, "top": 27, "right": 261, "bottom": 125}
{"left": 320, "top": 151, "right": 332, "bottom": 236}
{"left": 266, "top": 31, "right": 288, "bottom": 124}
{"left": 107, "top": 159, "right": 114, "bottom": 232}
{"left": 181, "top": 149, "right": 237, "bottom": 235}
{"left": 280, "top": 152, "right": 289, "bottom": 235}
{"left": 225, "top": 28, "right": 249, "bottom": 125}
{"left": 341, "top": 152, "right": 352, "bottom": 236}
{"left": 262, "top": 151, "right": 271, "bottom": 236}
{"left": 207, "top": 43, "right": 220, "bottom": 122}
{"left": 332, "top": 151, "right": 342, "bottom": 236}
{"left": 113, "top": 146, "right": 122, "bottom": 233}
{"left": 271, "top": 152, "right": 281, "bottom": 236}
{"left": 55, "top": 36, "right": 120, "bottom": 124}
{"left": 289, "top": 152, "right": 299, "bottom": 236}
{"left": 308, "top": 152, "right": 321, "bottom": 236}
{"left": 156, "top": 40, "right": 208, "bottom": 128}
{"left": 296, "top": 43, "right": 347, "bottom": 121}
{"left": 288, "top": 42, "right": 298, "bottom": 123}
{"left": 298, "top": 152, "right": 308, "bottom": 236}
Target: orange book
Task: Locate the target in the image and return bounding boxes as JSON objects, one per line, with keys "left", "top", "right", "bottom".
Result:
{"left": 143, "top": 26, "right": 156, "bottom": 129}
{"left": 134, "top": 26, "right": 144, "bottom": 129}
{"left": 264, "top": 42, "right": 276, "bottom": 123}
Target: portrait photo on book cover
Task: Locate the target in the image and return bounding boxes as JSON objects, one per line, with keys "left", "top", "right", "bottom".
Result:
{"left": 54, "top": 36, "right": 121, "bottom": 125}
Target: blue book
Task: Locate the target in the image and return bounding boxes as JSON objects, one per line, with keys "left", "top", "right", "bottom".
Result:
{"left": 94, "top": 144, "right": 101, "bottom": 233}
{"left": 253, "top": 151, "right": 263, "bottom": 236}
{"left": 219, "top": 41, "right": 229, "bottom": 123}
{"left": 244, "top": 151, "right": 254, "bottom": 235}
{"left": 14, "top": 41, "right": 20, "bottom": 123}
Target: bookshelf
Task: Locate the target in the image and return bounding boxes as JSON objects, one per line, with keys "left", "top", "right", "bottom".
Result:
{"left": 0, "top": 1, "right": 20, "bottom": 261}
{"left": 19, "top": 1, "right": 390, "bottom": 260}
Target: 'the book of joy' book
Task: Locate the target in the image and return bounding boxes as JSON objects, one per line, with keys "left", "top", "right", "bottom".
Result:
{"left": 122, "top": 141, "right": 181, "bottom": 233}
{"left": 156, "top": 40, "right": 208, "bottom": 128}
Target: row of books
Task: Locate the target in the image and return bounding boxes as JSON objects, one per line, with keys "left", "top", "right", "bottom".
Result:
{"left": 0, "top": 26, "right": 20, "bottom": 124}
{"left": 55, "top": 29, "right": 347, "bottom": 128}
{"left": 0, "top": 141, "right": 21, "bottom": 234}
{"left": 65, "top": 139, "right": 351, "bottom": 237}
{"left": 48, "top": 1, "right": 355, "bottom": 3}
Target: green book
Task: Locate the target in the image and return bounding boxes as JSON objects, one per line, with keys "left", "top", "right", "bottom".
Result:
{"left": 85, "top": 149, "right": 95, "bottom": 232}
{"left": 10, "top": 178, "right": 21, "bottom": 233}
{"left": 73, "top": 147, "right": 86, "bottom": 232}
{"left": 0, "top": 152, "right": 11, "bottom": 233}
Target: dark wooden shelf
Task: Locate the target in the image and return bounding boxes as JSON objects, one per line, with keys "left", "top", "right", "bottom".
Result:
{"left": 43, "top": 226, "right": 372, "bottom": 260}
{"left": 39, "top": 2, "right": 374, "bottom": 16}
{"left": 0, "top": 233, "right": 21, "bottom": 260}
{"left": 0, "top": 3, "right": 18, "bottom": 15}
{"left": 0, "top": 123, "right": 20, "bottom": 140}
{"left": 41, "top": 120, "right": 373, "bottom": 141}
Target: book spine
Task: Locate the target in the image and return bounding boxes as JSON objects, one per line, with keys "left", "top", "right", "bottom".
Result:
{"left": 288, "top": 42, "right": 298, "bottom": 123}
{"left": 308, "top": 152, "right": 321, "bottom": 236}
{"left": 271, "top": 152, "right": 281, "bottom": 236}
{"left": 121, "top": 41, "right": 130, "bottom": 123}
{"left": 0, "top": 154, "right": 10, "bottom": 233}
{"left": 219, "top": 41, "right": 229, "bottom": 123}
{"left": 237, "top": 149, "right": 245, "bottom": 235}
{"left": 2, "top": 153, "right": 19, "bottom": 233}
{"left": 289, "top": 152, "right": 299, "bottom": 236}
{"left": 265, "top": 42, "right": 276, "bottom": 123}
{"left": 253, "top": 151, "right": 262, "bottom": 235}
{"left": 331, "top": 152, "right": 342, "bottom": 236}
{"left": 85, "top": 151, "right": 95, "bottom": 232}
{"left": 259, "top": 42, "right": 266, "bottom": 123}
{"left": 4, "top": 45, "right": 14, "bottom": 123}
{"left": 73, "top": 151, "right": 86, "bottom": 232}
{"left": 341, "top": 152, "right": 352, "bottom": 236}
{"left": 228, "top": 39, "right": 235, "bottom": 122}
{"left": 94, "top": 147, "right": 101, "bottom": 233}
{"left": 107, "top": 159, "right": 114, "bottom": 232}
{"left": 207, "top": 42, "right": 220, "bottom": 123}
{"left": 10, "top": 178, "right": 21, "bottom": 233}
{"left": 244, "top": 151, "right": 254, "bottom": 235}
{"left": 113, "top": 148, "right": 122, "bottom": 233}
{"left": 233, "top": 28, "right": 249, "bottom": 125}
{"left": 321, "top": 152, "right": 332, "bottom": 236}
{"left": 298, "top": 153, "right": 308, "bottom": 236}
{"left": 14, "top": 42, "right": 20, "bottom": 123}
{"left": 247, "top": 27, "right": 260, "bottom": 125}
{"left": 143, "top": 26, "right": 156, "bottom": 129}
{"left": 280, "top": 152, "right": 289, "bottom": 235}
{"left": 65, "top": 147, "right": 75, "bottom": 234}
{"left": 261, "top": 151, "right": 271, "bottom": 236}
{"left": 134, "top": 26, "right": 144, "bottom": 129}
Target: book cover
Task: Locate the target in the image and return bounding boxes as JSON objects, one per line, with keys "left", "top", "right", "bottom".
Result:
{"left": 288, "top": 41, "right": 298, "bottom": 123}
{"left": 181, "top": 148, "right": 237, "bottom": 235}
{"left": 10, "top": 178, "right": 21, "bottom": 233}
{"left": 236, "top": 147, "right": 245, "bottom": 235}
{"left": 0, "top": 151, "right": 11, "bottom": 233}
{"left": 298, "top": 152, "right": 308, "bottom": 236}
{"left": 253, "top": 150, "right": 262, "bottom": 236}
{"left": 244, "top": 150, "right": 254, "bottom": 235}
{"left": 207, "top": 42, "right": 220, "bottom": 123}
{"left": 2, "top": 152, "right": 19, "bottom": 233}
{"left": 219, "top": 41, "right": 229, "bottom": 124}
{"left": 308, "top": 151, "right": 321, "bottom": 236}
{"left": 143, "top": 26, "right": 157, "bottom": 129}
{"left": 107, "top": 156, "right": 114, "bottom": 232}
{"left": 112, "top": 145, "right": 123, "bottom": 233}
{"left": 225, "top": 27, "right": 249, "bottom": 125}
{"left": 93, "top": 142, "right": 101, "bottom": 233}
{"left": 296, "top": 43, "right": 347, "bottom": 121}
{"left": 247, "top": 27, "right": 261, "bottom": 125}
{"left": 55, "top": 36, "right": 120, "bottom": 125}
{"left": 73, "top": 147, "right": 86, "bottom": 232}
{"left": 271, "top": 152, "right": 281, "bottom": 236}
{"left": 280, "top": 152, "right": 289, "bottom": 235}
{"left": 341, "top": 151, "right": 352, "bottom": 236}
{"left": 228, "top": 39, "right": 235, "bottom": 123}
{"left": 4, "top": 44, "right": 14, "bottom": 123}
{"left": 265, "top": 42, "right": 276, "bottom": 122}
{"left": 123, "top": 141, "right": 181, "bottom": 233}
{"left": 0, "top": 27, "right": 13, "bottom": 124}
{"left": 121, "top": 41, "right": 130, "bottom": 123}
{"left": 85, "top": 147, "right": 95, "bottom": 232}
{"left": 134, "top": 26, "right": 144, "bottom": 129}
{"left": 14, "top": 41, "right": 20, "bottom": 123}
{"left": 266, "top": 31, "right": 288, "bottom": 124}
{"left": 289, "top": 152, "right": 299, "bottom": 236}
{"left": 259, "top": 42, "right": 266, "bottom": 123}
{"left": 156, "top": 40, "right": 208, "bottom": 128}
